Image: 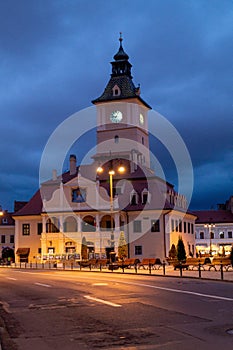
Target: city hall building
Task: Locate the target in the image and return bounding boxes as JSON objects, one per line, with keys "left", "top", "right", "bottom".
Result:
{"left": 14, "top": 37, "right": 196, "bottom": 263}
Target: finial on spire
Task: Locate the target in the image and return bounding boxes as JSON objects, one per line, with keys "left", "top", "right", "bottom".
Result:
{"left": 119, "top": 32, "right": 123, "bottom": 43}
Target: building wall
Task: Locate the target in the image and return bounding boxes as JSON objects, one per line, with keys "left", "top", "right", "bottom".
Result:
{"left": 0, "top": 225, "right": 15, "bottom": 259}
{"left": 195, "top": 223, "right": 233, "bottom": 255}
{"left": 15, "top": 216, "right": 42, "bottom": 262}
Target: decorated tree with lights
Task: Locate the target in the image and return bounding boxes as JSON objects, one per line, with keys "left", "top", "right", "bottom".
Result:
{"left": 81, "top": 236, "right": 88, "bottom": 260}
{"left": 118, "top": 231, "right": 128, "bottom": 259}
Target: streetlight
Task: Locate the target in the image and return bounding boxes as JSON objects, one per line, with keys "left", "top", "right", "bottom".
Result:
{"left": 204, "top": 223, "right": 215, "bottom": 256}
{"left": 97, "top": 162, "right": 125, "bottom": 257}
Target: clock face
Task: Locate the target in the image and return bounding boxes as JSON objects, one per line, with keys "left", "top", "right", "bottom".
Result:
{"left": 110, "top": 110, "right": 123, "bottom": 123}
{"left": 139, "top": 113, "right": 144, "bottom": 125}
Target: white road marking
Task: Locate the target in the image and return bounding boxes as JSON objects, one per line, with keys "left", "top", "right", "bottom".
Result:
{"left": 84, "top": 295, "right": 122, "bottom": 307}
{"left": 118, "top": 281, "right": 233, "bottom": 302}
{"left": 92, "top": 283, "right": 108, "bottom": 286}
{"left": 34, "top": 282, "right": 51, "bottom": 288}
{"left": 6, "top": 277, "right": 17, "bottom": 281}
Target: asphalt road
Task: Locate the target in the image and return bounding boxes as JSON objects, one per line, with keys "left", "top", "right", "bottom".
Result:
{"left": 0, "top": 268, "right": 233, "bottom": 350}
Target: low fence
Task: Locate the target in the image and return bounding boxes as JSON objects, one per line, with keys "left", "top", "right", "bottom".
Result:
{"left": 5, "top": 260, "right": 233, "bottom": 282}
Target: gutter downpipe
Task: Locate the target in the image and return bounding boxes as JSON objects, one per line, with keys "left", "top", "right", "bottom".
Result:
{"left": 163, "top": 210, "right": 172, "bottom": 259}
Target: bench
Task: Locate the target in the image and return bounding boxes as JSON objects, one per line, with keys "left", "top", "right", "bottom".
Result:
{"left": 117, "top": 258, "right": 139, "bottom": 269}
{"left": 206, "top": 257, "right": 232, "bottom": 271}
{"left": 172, "top": 260, "right": 189, "bottom": 270}
{"left": 96, "top": 259, "right": 108, "bottom": 269}
{"left": 186, "top": 257, "right": 206, "bottom": 270}
{"left": 138, "top": 258, "right": 162, "bottom": 270}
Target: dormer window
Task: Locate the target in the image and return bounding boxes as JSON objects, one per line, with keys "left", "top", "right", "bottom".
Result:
{"left": 142, "top": 188, "right": 151, "bottom": 204}
{"left": 112, "top": 85, "right": 121, "bottom": 97}
{"left": 130, "top": 190, "right": 138, "bottom": 205}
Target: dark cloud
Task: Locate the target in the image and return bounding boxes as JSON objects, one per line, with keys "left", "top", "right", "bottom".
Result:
{"left": 0, "top": 0, "right": 232, "bottom": 211}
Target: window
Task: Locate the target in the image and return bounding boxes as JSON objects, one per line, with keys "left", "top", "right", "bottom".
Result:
{"left": 142, "top": 137, "right": 144, "bottom": 145}
{"left": 171, "top": 219, "right": 175, "bottom": 231}
{"left": 219, "top": 232, "right": 224, "bottom": 239}
{"left": 210, "top": 232, "right": 214, "bottom": 239}
{"left": 228, "top": 231, "right": 232, "bottom": 239}
{"left": 1, "top": 235, "right": 5, "bottom": 243}
{"left": 184, "top": 221, "right": 187, "bottom": 233}
{"left": 179, "top": 220, "right": 182, "bottom": 233}
{"left": 151, "top": 219, "right": 160, "bottom": 232}
{"left": 188, "top": 223, "right": 191, "bottom": 233}
{"left": 133, "top": 220, "right": 142, "bottom": 233}
{"left": 38, "top": 248, "right": 41, "bottom": 254}
{"left": 175, "top": 220, "right": 178, "bottom": 232}
{"left": 37, "top": 223, "right": 42, "bottom": 235}
{"left": 191, "top": 224, "right": 194, "bottom": 234}
{"left": 72, "top": 187, "right": 86, "bottom": 203}
{"left": 200, "top": 232, "right": 204, "bottom": 239}
{"left": 135, "top": 245, "right": 142, "bottom": 255}
{"left": 130, "top": 191, "right": 138, "bottom": 205}
{"left": 22, "top": 224, "right": 30, "bottom": 235}
{"left": 114, "top": 135, "right": 119, "bottom": 143}
{"left": 10, "top": 235, "right": 14, "bottom": 243}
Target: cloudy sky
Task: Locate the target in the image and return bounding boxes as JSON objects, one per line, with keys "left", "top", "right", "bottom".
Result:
{"left": 0, "top": 0, "right": 232, "bottom": 212}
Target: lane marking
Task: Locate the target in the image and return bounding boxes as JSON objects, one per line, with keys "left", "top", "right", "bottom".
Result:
{"left": 84, "top": 295, "right": 122, "bottom": 307}
{"left": 34, "top": 282, "right": 51, "bottom": 288}
{"left": 92, "top": 283, "right": 108, "bottom": 286}
{"left": 6, "top": 277, "right": 17, "bottom": 281}
{"left": 117, "top": 281, "right": 233, "bottom": 302}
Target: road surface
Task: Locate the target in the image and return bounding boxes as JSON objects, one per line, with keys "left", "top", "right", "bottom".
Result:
{"left": 0, "top": 268, "right": 233, "bottom": 349}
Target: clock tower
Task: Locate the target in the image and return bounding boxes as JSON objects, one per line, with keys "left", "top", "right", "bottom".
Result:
{"left": 92, "top": 34, "right": 152, "bottom": 170}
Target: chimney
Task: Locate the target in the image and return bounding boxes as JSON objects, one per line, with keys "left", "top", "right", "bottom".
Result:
{"left": 69, "top": 154, "right": 77, "bottom": 175}
{"left": 52, "top": 169, "right": 57, "bottom": 180}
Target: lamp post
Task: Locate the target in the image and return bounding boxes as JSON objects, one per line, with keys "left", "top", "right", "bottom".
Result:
{"left": 97, "top": 163, "right": 125, "bottom": 257}
{"left": 204, "top": 223, "right": 215, "bottom": 256}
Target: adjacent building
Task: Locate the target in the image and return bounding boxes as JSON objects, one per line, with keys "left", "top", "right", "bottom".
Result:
{"left": 0, "top": 208, "right": 15, "bottom": 262}
{"left": 13, "top": 36, "right": 196, "bottom": 263}
{"left": 194, "top": 196, "right": 233, "bottom": 256}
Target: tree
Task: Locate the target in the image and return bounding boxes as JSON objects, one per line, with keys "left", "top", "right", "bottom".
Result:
{"left": 229, "top": 246, "right": 233, "bottom": 266}
{"left": 118, "top": 231, "right": 128, "bottom": 259}
{"left": 176, "top": 236, "right": 186, "bottom": 262}
{"left": 168, "top": 244, "right": 177, "bottom": 259}
{"left": 81, "top": 236, "right": 88, "bottom": 260}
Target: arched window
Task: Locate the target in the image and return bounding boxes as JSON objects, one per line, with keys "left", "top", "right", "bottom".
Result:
{"left": 63, "top": 216, "right": 77, "bottom": 232}
{"left": 82, "top": 215, "right": 96, "bottom": 232}
{"left": 141, "top": 188, "right": 151, "bottom": 204}
{"left": 114, "top": 135, "right": 119, "bottom": 143}
{"left": 130, "top": 190, "right": 138, "bottom": 205}
{"left": 100, "top": 215, "right": 115, "bottom": 231}
{"left": 46, "top": 217, "right": 59, "bottom": 233}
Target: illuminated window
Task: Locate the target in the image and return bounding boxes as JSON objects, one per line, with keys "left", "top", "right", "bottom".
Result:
{"left": 151, "top": 220, "right": 160, "bottom": 232}
{"left": 22, "top": 224, "right": 30, "bottom": 235}
{"left": 219, "top": 232, "right": 224, "bottom": 239}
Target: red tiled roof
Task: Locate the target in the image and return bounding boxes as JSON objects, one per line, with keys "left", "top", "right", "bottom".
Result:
{"left": 193, "top": 210, "right": 233, "bottom": 224}
{"left": 13, "top": 190, "right": 43, "bottom": 216}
